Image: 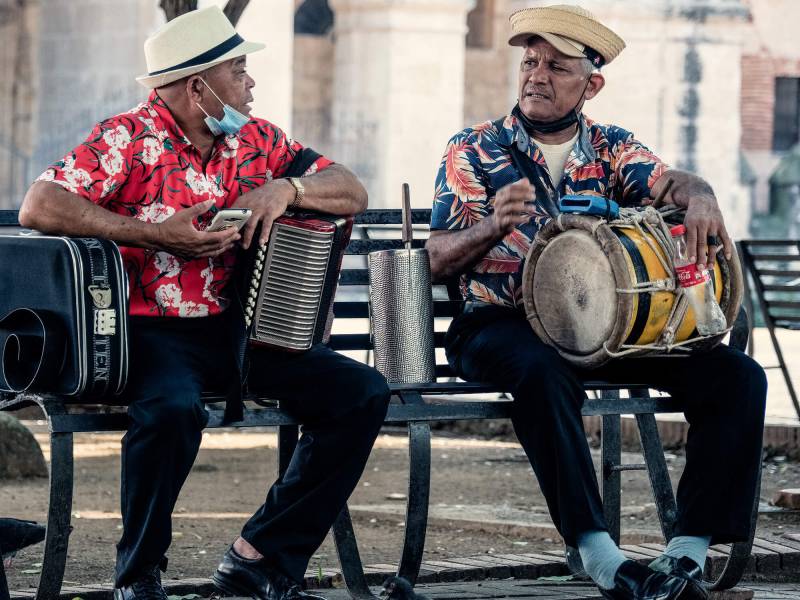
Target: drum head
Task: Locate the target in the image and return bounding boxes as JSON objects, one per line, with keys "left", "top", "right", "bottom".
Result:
{"left": 532, "top": 229, "right": 618, "bottom": 355}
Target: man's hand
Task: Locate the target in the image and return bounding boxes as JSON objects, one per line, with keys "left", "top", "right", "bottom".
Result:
{"left": 648, "top": 171, "right": 733, "bottom": 270}
{"left": 233, "top": 179, "right": 294, "bottom": 249}
{"left": 681, "top": 195, "right": 733, "bottom": 270}
{"left": 154, "top": 199, "right": 240, "bottom": 259}
{"left": 491, "top": 179, "right": 534, "bottom": 236}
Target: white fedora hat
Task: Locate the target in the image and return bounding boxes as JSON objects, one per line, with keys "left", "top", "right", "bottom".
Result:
{"left": 136, "top": 5, "right": 265, "bottom": 89}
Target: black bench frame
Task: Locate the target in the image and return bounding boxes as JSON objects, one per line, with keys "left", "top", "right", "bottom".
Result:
{"left": 0, "top": 209, "right": 759, "bottom": 600}
{"left": 738, "top": 239, "right": 800, "bottom": 420}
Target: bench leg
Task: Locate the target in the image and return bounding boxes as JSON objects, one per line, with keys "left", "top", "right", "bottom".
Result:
{"left": 635, "top": 412, "right": 677, "bottom": 542}
{"left": 332, "top": 506, "right": 377, "bottom": 599}
{"left": 0, "top": 557, "right": 9, "bottom": 600}
{"left": 397, "top": 422, "right": 431, "bottom": 585}
{"left": 602, "top": 413, "right": 622, "bottom": 545}
{"left": 332, "top": 395, "right": 432, "bottom": 598}
{"left": 35, "top": 431, "right": 74, "bottom": 600}
{"left": 706, "top": 456, "right": 762, "bottom": 590}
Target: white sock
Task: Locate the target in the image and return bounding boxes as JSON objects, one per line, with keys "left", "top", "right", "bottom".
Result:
{"left": 577, "top": 530, "right": 628, "bottom": 590}
{"left": 664, "top": 535, "right": 711, "bottom": 569}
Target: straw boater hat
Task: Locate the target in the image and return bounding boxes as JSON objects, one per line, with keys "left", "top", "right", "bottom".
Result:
{"left": 508, "top": 4, "right": 625, "bottom": 68}
{"left": 136, "top": 5, "right": 265, "bottom": 89}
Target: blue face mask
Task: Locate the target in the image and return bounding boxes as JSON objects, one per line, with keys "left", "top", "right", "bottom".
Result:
{"left": 196, "top": 77, "right": 249, "bottom": 136}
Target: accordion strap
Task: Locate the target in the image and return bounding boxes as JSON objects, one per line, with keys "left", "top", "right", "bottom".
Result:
{"left": 0, "top": 308, "right": 66, "bottom": 394}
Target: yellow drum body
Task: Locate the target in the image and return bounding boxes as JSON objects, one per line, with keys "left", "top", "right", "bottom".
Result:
{"left": 618, "top": 226, "right": 723, "bottom": 346}
{"left": 522, "top": 213, "right": 742, "bottom": 368}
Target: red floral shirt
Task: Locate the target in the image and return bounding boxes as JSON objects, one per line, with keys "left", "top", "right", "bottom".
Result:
{"left": 37, "top": 91, "right": 332, "bottom": 318}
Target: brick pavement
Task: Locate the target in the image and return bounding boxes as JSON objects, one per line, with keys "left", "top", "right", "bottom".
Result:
{"left": 11, "top": 580, "right": 799, "bottom": 599}
{"left": 10, "top": 536, "right": 800, "bottom": 599}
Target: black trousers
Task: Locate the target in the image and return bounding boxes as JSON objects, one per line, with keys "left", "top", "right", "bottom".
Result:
{"left": 445, "top": 305, "right": 767, "bottom": 548}
{"left": 114, "top": 314, "right": 390, "bottom": 586}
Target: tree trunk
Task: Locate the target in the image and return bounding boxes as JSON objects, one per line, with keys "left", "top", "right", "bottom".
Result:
{"left": 0, "top": 413, "right": 47, "bottom": 480}
{"left": 160, "top": 0, "right": 250, "bottom": 26}
{"left": 223, "top": 0, "right": 250, "bottom": 26}
{"left": 159, "top": 0, "right": 197, "bottom": 22}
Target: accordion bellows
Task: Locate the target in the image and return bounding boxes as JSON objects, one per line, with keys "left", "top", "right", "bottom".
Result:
{"left": 244, "top": 214, "right": 350, "bottom": 351}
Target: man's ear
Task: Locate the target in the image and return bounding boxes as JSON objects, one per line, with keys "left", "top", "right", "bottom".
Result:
{"left": 584, "top": 72, "right": 605, "bottom": 100}
{"left": 186, "top": 75, "right": 205, "bottom": 104}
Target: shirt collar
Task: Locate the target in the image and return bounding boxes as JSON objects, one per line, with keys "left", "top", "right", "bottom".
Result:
{"left": 500, "top": 112, "right": 597, "bottom": 165}
{"left": 146, "top": 91, "right": 192, "bottom": 150}
{"left": 145, "top": 91, "right": 241, "bottom": 152}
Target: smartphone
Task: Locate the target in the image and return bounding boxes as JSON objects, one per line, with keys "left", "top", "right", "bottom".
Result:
{"left": 207, "top": 208, "right": 252, "bottom": 232}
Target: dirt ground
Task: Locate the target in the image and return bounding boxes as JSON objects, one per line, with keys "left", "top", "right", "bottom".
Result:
{"left": 3, "top": 423, "right": 800, "bottom": 590}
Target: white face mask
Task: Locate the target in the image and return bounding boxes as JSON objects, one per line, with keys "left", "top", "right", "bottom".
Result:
{"left": 195, "top": 77, "right": 249, "bottom": 136}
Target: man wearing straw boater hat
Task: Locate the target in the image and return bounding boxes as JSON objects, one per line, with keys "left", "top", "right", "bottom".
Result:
{"left": 20, "top": 6, "right": 389, "bottom": 600}
{"left": 427, "top": 4, "right": 766, "bottom": 600}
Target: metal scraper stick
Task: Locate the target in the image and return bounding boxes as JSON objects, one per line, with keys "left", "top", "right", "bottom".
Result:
{"left": 402, "top": 183, "right": 413, "bottom": 250}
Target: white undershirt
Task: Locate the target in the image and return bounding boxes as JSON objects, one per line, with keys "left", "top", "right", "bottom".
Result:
{"left": 533, "top": 130, "right": 580, "bottom": 183}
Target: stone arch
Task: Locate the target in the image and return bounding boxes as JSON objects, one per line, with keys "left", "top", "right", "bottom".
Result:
{"left": 295, "top": 0, "right": 334, "bottom": 35}
{"left": 467, "top": 0, "right": 494, "bottom": 49}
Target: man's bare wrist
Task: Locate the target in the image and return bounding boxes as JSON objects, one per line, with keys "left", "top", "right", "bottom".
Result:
{"left": 150, "top": 222, "right": 165, "bottom": 251}
{"left": 279, "top": 178, "right": 296, "bottom": 211}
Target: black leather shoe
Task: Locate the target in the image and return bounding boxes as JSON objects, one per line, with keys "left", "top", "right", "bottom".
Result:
{"left": 649, "top": 555, "right": 709, "bottom": 600}
{"left": 600, "top": 560, "right": 688, "bottom": 599}
{"left": 113, "top": 567, "right": 167, "bottom": 600}
{"left": 0, "top": 519, "right": 46, "bottom": 555}
{"left": 213, "top": 546, "right": 326, "bottom": 599}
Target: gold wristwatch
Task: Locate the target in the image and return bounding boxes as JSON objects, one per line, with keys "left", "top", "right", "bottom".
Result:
{"left": 288, "top": 177, "right": 305, "bottom": 210}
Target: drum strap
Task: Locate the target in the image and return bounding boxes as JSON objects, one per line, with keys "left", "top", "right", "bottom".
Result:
{"left": 494, "top": 118, "right": 560, "bottom": 218}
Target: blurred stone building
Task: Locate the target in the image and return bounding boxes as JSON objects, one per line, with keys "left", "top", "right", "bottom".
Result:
{"left": 2, "top": 0, "right": 799, "bottom": 239}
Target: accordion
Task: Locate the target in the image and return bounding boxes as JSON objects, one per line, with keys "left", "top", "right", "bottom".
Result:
{"left": 242, "top": 213, "right": 351, "bottom": 351}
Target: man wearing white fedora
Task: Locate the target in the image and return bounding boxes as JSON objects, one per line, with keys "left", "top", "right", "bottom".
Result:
{"left": 20, "top": 6, "right": 389, "bottom": 600}
{"left": 427, "top": 4, "right": 765, "bottom": 600}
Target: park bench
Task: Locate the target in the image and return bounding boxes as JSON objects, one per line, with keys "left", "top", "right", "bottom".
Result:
{"left": 738, "top": 239, "right": 800, "bottom": 420}
{"left": 0, "top": 208, "right": 757, "bottom": 600}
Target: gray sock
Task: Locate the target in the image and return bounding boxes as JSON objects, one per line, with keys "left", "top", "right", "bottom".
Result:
{"left": 663, "top": 535, "right": 711, "bottom": 570}
{"left": 577, "top": 530, "right": 628, "bottom": 590}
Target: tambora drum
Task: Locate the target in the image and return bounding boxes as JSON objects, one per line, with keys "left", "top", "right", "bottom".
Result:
{"left": 521, "top": 208, "right": 743, "bottom": 368}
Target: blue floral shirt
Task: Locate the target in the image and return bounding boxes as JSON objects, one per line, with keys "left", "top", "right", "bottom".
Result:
{"left": 430, "top": 113, "right": 669, "bottom": 308}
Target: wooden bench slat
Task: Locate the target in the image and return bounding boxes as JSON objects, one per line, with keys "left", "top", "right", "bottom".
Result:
{"left": 740, "top": 240, "right": 800, "bottom": 248}
{"left": 333, "top": 301, "right": 462, "bottom": 318}
{"left": 339, "top": 270, "right": 369, "bottom": 285}
{"left": 0, "top": 212, "right": 19, "bottom": 226}
{"left": 766, "top": 300, "right": 800, "bottom": 309}
{"left": 755, "top": 269, "right": 800, "bottom": 278}
{"left": 353, "top": 209, "right": 431, "bottom": 225}
{"left": 345, "top": 239, "right": 427, "bottom": 254}
{"left": 775, "top": 316, "right": 800, "bottom": 323}
{"left": 328, "top": 331, "right": 448, "bottom": 350}
{"left": 328, "top": 333, "right": 372, "bottom": 350}
{"left": 44, "top": 391, "right": 684, "bottom": 434}
{"left": 751, "top": 254, "right": 800, "bottom": 262}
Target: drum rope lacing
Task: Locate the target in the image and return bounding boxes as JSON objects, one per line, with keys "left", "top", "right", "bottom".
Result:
{"left": 575, "top": 206, "right": 732, "bottom": 356}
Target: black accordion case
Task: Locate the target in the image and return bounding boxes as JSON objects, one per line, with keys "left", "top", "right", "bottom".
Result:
{"left": 0, "top": 234, "right": 129, "bottom": 400}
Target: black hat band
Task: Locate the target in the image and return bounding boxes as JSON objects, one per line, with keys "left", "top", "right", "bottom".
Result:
{"left": 148, "top": 33, "right": 244, "bottom": 76}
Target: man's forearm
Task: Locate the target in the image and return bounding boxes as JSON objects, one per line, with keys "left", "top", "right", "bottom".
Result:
{"left": 19, "top": 181, "right": 160, "bottom": 248}
{"left": 426, "top": 217, "right": 503, "bottom": 282}
{"left": 651, "top": 169, "right": 715, "bottom": 208}
{"left": 294, "top": 164, "right": 368, "bottom": 215}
